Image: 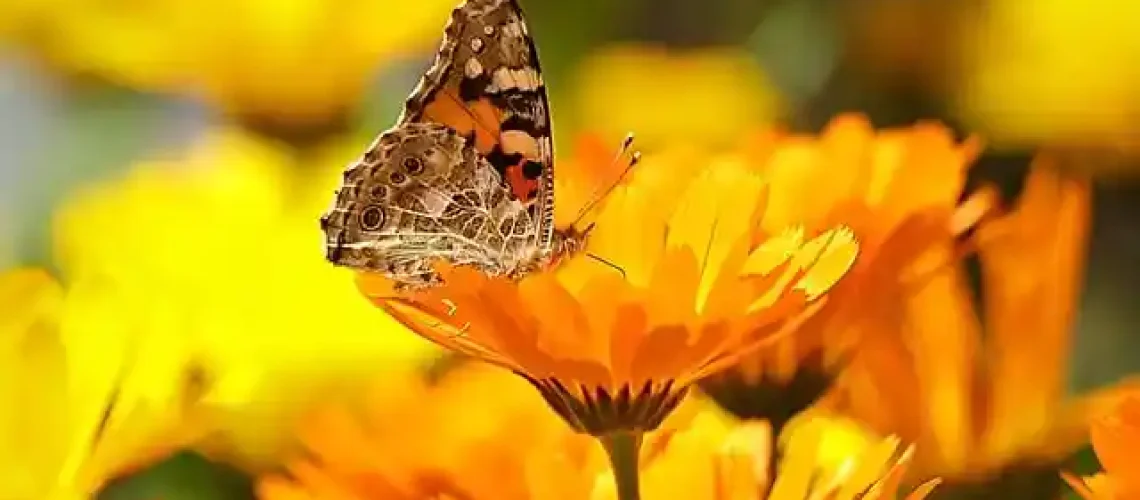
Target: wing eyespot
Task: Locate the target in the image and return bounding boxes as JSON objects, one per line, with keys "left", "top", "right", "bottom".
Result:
{"left": 360, "top": 206, "right": 386, "bottom": 231}
{"left": 389, "top": 171, "right": 409, "bottom": 185}
{"left": 370, "top": 184, "right": 390, "bottom": 200}
{"left": 402, "top": 156, "right": 425, "bottom": 175}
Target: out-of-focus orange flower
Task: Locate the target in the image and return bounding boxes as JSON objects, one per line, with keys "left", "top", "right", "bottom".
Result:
{"left": 357, "top": 154, "right": 859, "bottom": 440}
{"left": 258, "top": 367, "right": 934, "bottom": 500}
{"left": 258, "top": 363, "right": 599, "bottom": 500}
{"left": 836, "top": 158, "right": 1140, "bottom": 492}
{"left": 701, "top": 115, "right": 987, "bottom": 427}
{"left": 1064, "top": 393, "right": 1140, "bottom": 500}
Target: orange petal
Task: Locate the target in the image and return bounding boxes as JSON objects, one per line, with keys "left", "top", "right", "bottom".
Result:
{"left": 792, "top": 226, "right": 860, "bottom": 301}
{"left": 1091, "top": 395, "right": 1140, "bottom": 480}
{"left": 520, "top": 274, "right": 599, "bottom": 363}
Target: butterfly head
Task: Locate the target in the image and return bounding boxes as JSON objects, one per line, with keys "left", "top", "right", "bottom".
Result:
{"left": 541, "top": 223, "right": 593, "bottom": 267}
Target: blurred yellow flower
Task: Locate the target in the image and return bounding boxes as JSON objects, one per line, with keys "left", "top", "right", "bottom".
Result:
{"left": 5, "top": 0, "right": 457, "bottom": 131}
{"left": 358, "top": 155, "right": 859, "bottom": 440}
{"left": 1064, "top": 393, "right": 1140, "bottom": 500}
{"left": 51, "top": 127, "right": 441, "bottom": 469}
{"left": 836, "top": 159, "right": 1140, "bottom": 492}
{"left": 573, "top": 44, "right": 784, "bottom": 149}
{"left": 955, "top": 0, "right": 1140, "bottom": 151}
{"left": 701, "top": 115, "right": 986, "bottom": 426}
{"left": 771, "top": 413, "right": 940, "bottom": 500}
{"left": 0, "top": 268, "right": 214, "bottom": 499}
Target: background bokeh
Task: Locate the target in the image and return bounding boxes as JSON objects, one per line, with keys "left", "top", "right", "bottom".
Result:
{"left": 2, "top": 0, "right": 1138, "bottom": 498}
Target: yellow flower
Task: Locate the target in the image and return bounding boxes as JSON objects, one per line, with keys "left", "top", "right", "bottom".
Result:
{"left": 0, "top": 268, "right": 213, "bottom": 499}
{"left": 6, "top": 0, "right": 456, "bottom": 131}
{"left": 593, "top": 402, "right": 940, "bottom": 500}
{"left": 1064, "top": 393, "right": 1140, "bottom": 499}
{"left": 358, "top": 154, "right": 859, "bottom": 439}
{"left": 700, "top": 115, "right": 986, "bottom": 426}
{"left": 769, "top": 413, "right": 940, "bottom": 500}
{"left": 836, "top": 158, "right": 1140, "bottom": 492}
{"left": 954, "top": 0, "right": 1140, "bottom": 151}
{"left": 572, "top": 44, "right": 784, "bottom": 149}
{"left": 51, "top": 127, "right": 441, "bottom": 468}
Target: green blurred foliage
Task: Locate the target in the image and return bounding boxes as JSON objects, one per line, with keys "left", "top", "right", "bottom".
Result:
{"left": 98, "top": 452, "right": 254, "bottom": 500}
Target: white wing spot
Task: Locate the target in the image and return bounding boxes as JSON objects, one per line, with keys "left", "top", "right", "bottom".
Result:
{"left": 489, "top": 67, "right": 541, "bottom": 92}
{"left": 470, "top": 37, "right": 484, "bottom": 53}
{"left": 465, "top": 57, "right": 483, "bottom": 79}
{"left": 501, "top": 130, "right": 540, "bottom": 160}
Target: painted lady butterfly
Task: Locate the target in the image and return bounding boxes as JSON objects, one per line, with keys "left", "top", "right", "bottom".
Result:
{"left": 321, "top": 0, "right": 632, "bottom": 289}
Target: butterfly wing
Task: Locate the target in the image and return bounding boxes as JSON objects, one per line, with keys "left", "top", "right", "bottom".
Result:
{"left": 322, "top": 123, "right": 544, "bottom": 288}
{"left": 399, "top": 0, "right": 556, "bottom": 248}
{"left": 322, "top": 0, "right": 563, "bottom": 288}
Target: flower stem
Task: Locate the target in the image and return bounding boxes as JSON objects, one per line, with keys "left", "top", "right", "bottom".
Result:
{"left": 600, "top": 431, "right": 643, "bottom": 500}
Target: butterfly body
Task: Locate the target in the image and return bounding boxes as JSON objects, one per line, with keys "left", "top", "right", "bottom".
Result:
{"left": 321, "top": 0, "right": 587, "bottom": 289}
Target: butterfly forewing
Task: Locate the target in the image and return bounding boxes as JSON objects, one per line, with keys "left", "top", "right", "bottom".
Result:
{"left": 401, "top": 0, "right": 556, "bottom": 240}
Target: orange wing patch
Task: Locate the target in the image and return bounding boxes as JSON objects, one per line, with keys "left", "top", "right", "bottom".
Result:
{"left": 422, "top": 87, "right": 503, "bottom": 155}
{"left": 505, "top": 163, "right": 539, "bottom": 202}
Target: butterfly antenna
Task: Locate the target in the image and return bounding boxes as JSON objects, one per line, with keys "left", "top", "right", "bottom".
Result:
{"left": 586, "top": 252, "right": 627, "bottom": 279}
{"left": 571, "top": 132, "right": 642, "bottom": 226}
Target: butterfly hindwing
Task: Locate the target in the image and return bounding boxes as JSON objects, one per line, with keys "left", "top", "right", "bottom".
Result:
{"left": 322, "top": 123, "right": 544, "bottom": 288}
{"left": 400, "top": 0, "right": 556, "bottom": 246}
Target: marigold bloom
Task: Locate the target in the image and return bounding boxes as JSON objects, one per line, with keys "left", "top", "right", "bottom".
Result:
{"left": 1064, "top": 393, "right": 1140, "bottom": 499}
{"left": 834, "top": 159, "right": 1140, "bottom": 494}
{"left": 52, "top": 127, "right": 441, "bottom": 468}
{"left": 0, "top": 268, "right": 214, "bottom": 499}
{"left": 357, "top": 156, "right": 859, "bottom": 438}
{"left": 700, "top": 115, "right": 986, "bottom": 429}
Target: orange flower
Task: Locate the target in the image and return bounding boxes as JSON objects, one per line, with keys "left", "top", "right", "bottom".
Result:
{"left": 258, "top": 363, "right": 598, "bottom": 500}
{"left": 836, "top": 158, "right": 1140, "bottom": 492}
{"left": 357, "top": 154, "right": 859, "bottom": 439}
{"left": 1064, "top": 393, "right": 1140, "bottom": 499}
{"left": 258, "top": 363, "right": 604, "bottom": 500}
{"left": 259, "top": 370, "right": 934, "bottom": 500}
{"left": 700, "top": 115, "right": 987, "bottom": 427}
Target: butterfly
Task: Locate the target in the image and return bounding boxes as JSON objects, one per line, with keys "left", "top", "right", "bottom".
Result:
{"left": 321, "top": 0, "right": 635, "bottom": 290}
